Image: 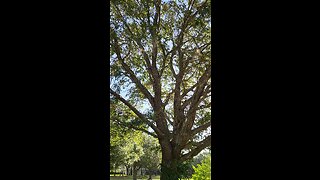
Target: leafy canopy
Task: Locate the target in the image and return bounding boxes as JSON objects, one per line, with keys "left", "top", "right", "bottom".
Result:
{"left": 110, "top": 0, "right": 211, "bottom": 165}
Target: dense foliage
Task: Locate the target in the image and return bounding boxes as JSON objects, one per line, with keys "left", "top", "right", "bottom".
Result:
{"left": 192, "top": 155, "right": 211, "bottom": 180}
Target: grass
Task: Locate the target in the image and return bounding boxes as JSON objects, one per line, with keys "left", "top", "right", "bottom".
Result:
{"left": 109, "top": 175, "right": 192, "bottom": 180}
{"left": 109, "top": 175, "right": 160, "bottom": 180}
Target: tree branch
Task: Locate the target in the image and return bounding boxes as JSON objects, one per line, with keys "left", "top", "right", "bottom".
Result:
{"left": 114, "top": 118, "right": 158, "bottom": 138}
{"left": 180, "top": 135, "right": 211, "bottom": 162}
{"left": 110, "top": 89, "right": 164, "bottom": 137}
{"left": 181, "top": 68, "right": 211, "bottom": 110}
{"left": 181, "top": 67, "right": 211, "bottom": 132}
{"left": 111, "top": 29, "right": 155, "bottom": 108}
{"left": 111, "top": 2, "right": 154, "bottom": 80}
{"left": 197, "top": 102, "right": 211, "bottom": 110}
{"left": 186, "top": 67, "right": 211, "bottom": 111}
{"left": 191, "top": 121, "right": 211, "bottom": 137}
{"left": 162, "top": 89, "right": 174, "bottom": 108}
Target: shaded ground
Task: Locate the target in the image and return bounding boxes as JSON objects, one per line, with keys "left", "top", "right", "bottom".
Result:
{"left": 109, "top": 175, "right": 160, "bottom": 180}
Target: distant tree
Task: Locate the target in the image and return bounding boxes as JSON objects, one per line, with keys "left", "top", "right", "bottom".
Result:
{"left": 122, "top": 131, "right": 145, "bottom": 180}
{"left": 111, "top": 101, "right": 146, "bottom": 180}
{"left": 110, "top": 0, "right": 211, "bottom": 179}
{"left": 110, "top": 114, "right": 126, "bottom": 176}
{"left": 139, "top": 134, "right": 161, "bottom": 180}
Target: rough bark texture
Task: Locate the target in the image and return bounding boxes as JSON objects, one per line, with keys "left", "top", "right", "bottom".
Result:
{"left": 160, "top": 158, "right": 179, "bottom": 180}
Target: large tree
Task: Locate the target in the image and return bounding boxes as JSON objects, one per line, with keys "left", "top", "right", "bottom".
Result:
{"left": 110, "top": 0, "right": 211, "bottom": 179}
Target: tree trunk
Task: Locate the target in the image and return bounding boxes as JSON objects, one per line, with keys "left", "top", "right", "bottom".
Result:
{"left": 132, "top": 162, "right": 138, "bottom": 180}
{"left": 159, "top": 138, "right": 181, "bottom": 180}
{"left": 159, "top": 144, "right": 180, "bottom": 179}
{"left": 126, "top": 165, "right": 129, "bottom": 176}
{"left": 148, "top": 169, "right": 152, "bottom": 180}
{"left": 160, "top": 158, "right": 179, "bottom": 180}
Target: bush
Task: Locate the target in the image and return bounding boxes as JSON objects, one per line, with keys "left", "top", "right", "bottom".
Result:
{"left": 191, "top": 155, "right": 211, "bottom": 180}
{"left": 177, "top": 160, "right": 193, "bottom": 179}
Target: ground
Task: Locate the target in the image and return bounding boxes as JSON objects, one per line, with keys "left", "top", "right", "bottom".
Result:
{"left": 109, "top": 175, "right": 160, "bottom": 180}
{"left": 109, "top": 175, "right": 193, "bottom": 180}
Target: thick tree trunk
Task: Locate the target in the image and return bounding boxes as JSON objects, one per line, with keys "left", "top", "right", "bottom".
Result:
{"left": 159, "top": 140, "right": 181, "bottom": 180}
{"left": 160, "top": 158, "right": 179, "bottom": 180}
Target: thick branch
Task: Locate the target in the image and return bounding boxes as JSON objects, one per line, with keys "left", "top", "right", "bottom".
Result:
{"left": 182, "top": 68, "right": 211, "bottom": 110}
{"left": 198, "top": 85, "right": 211, "bottom": 104}
{"left": 110, "top": 89, "right": 164, "bottom": 136}
{"left": 191, "top": 121, "right": 211, "bottom": 137}
{"left": 180, "top": 135, "right": 211, "bottom": 162}
{"left": 186, "top": 67, "right": 211, "bottom": 112}
{"left": 114, "top": 118, "right": 158, "bottom": 138}
{"left": 181, "top": 81, "right": 198, "bottom": 98}
{"left": 180, "top": 67, "right": 211, "bottom": 133}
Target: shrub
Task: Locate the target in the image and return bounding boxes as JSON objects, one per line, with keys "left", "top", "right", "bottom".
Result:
{"left": 191, "top": 155, "right": 211, "bottom": 180}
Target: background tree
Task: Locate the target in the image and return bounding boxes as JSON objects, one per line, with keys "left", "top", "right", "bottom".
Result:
{"left": 110, "top": 103, "right": 145, "bottom": 179}
{"left": 110, "top": 0, "right": 211, "bottom": 179}
{"left": 139, "top": 133, "right": 162, "bottom": 179}
{"left": 122, "top": 131, "right": 145, "bottom": 180}
{"left": 110, "top": 112, "right": 127, "bottom": 176}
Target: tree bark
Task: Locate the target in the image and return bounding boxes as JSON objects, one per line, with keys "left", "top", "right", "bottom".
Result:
{"left": 160, "top": 158, "right": 179, "bottom": 180}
